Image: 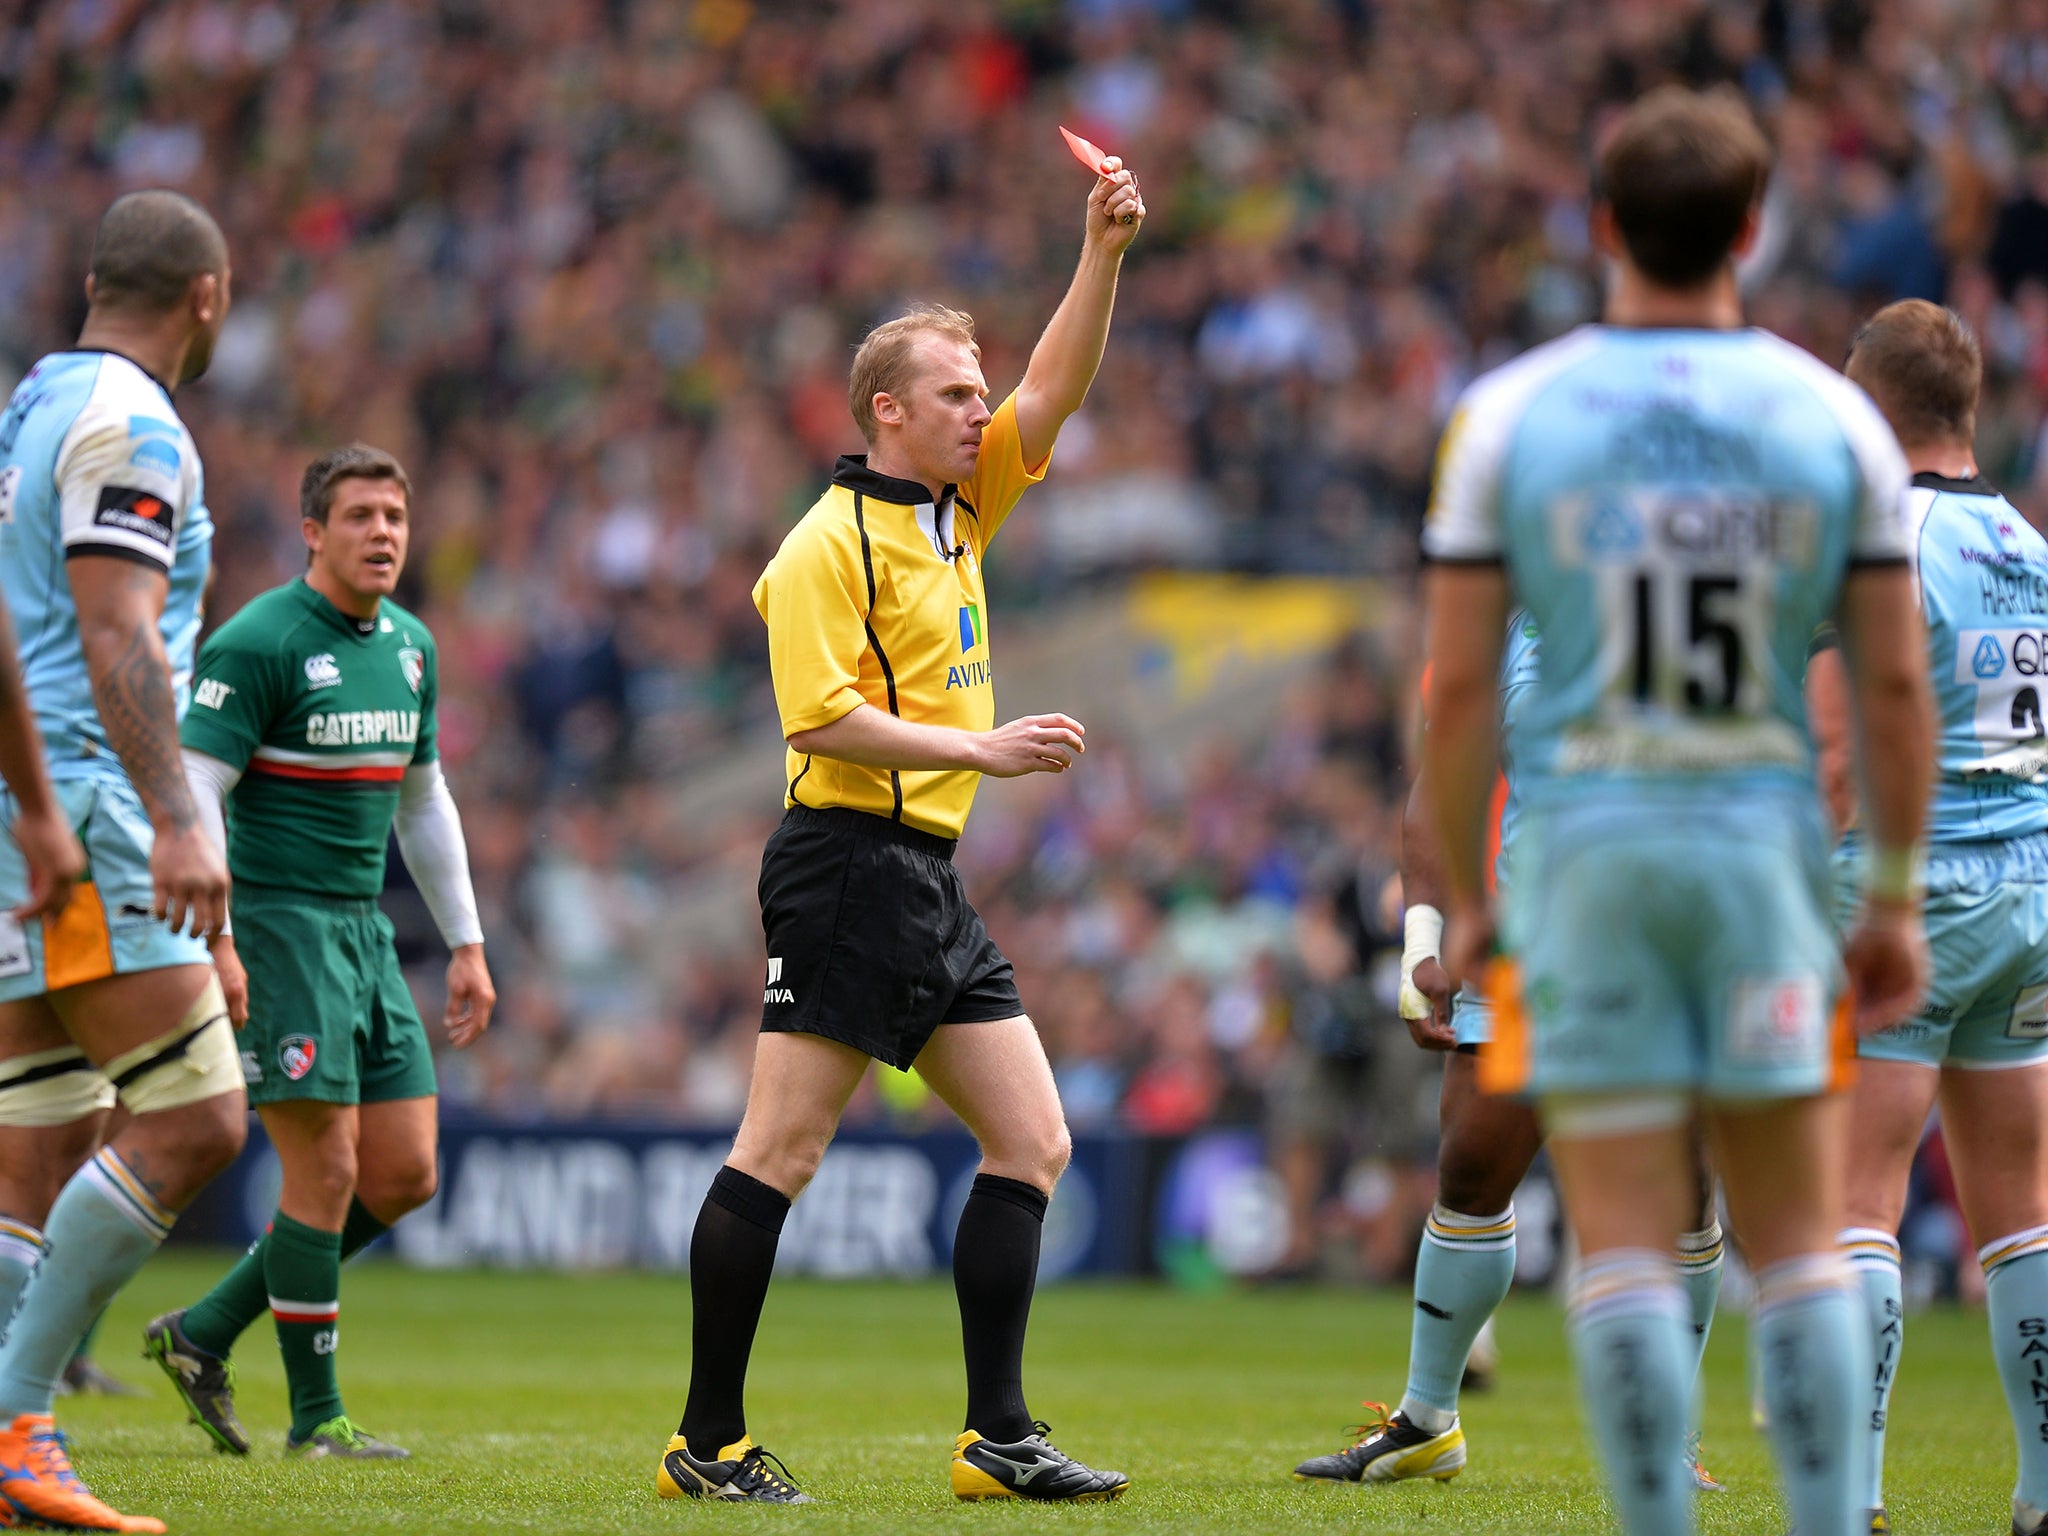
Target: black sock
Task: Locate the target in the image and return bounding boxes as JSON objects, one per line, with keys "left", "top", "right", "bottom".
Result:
{"left": 954, "top": 1173, "right": 1048, "bottom": 1444}
{"left": 678, "top": 1166, "right": 791, "bottom": 1456}
{"left": 339, "top": 1198, "right": 389, "bottom": 1262}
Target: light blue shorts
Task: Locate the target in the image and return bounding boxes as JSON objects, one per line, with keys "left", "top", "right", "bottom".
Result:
{"left": 1492, "top": 793, "right": 1848, "bottom": 1100}
{"left": 1451, "top": 987, "right": 1493, "bottom": 1049}
{"left": 1838, "top": 832, "right": 2048, "bottom": 1070}
{"left": 0, "top": 776, "right": 210, "bottom": 1002}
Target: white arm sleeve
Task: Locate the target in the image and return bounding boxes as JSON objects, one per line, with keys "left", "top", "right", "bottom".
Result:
{"left": 56, "top": 372, "right": 197, "bottom": 570}
{"left": 182, "top": 749, "right": 241, "bottom": 936}
{"left": 393, "top": 760, "right": 484, "bottom": 950}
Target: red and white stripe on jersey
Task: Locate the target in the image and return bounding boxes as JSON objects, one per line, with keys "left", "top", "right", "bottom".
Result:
{"left": 269, "top": 1295, "right": 340, "bottom": 1324}
{"left": 248, "top": 745, "right": 410, "bottom": 784}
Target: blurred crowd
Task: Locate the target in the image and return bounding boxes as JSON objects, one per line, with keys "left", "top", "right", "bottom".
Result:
{"left": 0, "top": 0, "right": 2043, "bottom": 1253}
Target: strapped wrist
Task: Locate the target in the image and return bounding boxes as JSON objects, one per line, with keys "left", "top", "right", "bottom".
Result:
{"left": 1399, "top": 904, "right": 1445, "bottom": 1021}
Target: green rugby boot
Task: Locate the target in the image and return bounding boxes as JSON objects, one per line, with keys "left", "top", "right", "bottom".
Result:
{"left": 142, "top": 1309, "right": 251, "bottom": 1455}
{"left": 286, "top": 1415, "right": 410, "bottom": 1459}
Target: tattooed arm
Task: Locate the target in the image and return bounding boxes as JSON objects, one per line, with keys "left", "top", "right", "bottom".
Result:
{"left": 0, "top": 596, "right": 84, "bottom": 919}
{"left": 69, "top": 555, "right": 227, "bottom": 937}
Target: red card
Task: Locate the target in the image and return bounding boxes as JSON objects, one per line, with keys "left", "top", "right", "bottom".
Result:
{"left": 1060, "top": 125, "right": 1111, "bottom": 176}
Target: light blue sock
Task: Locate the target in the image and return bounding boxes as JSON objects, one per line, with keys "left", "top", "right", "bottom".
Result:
{"left": 1568, "top": 1249, "right": 1694, "bottom": 1536}
{"left": 0, "top": 1149, "right": 172, "bottom": 1418}
{"left": 0, "top": 1218, "right": 45, "bottom": 1345}
{"left": 1398, "top": 1203, "right": 1516, "bottom": 1432}
{"left": 1840, "top": 1226, "right": 1903, "bottom": 1512}
{"left": 1754, "top": 1254, "right": 1869, "bottom": 1536}
{"left": 1980, "top": 1225, "right": 2048, "bottom": 1522}
{"left": 1676, "top": 1221, "right": 1723, "bottom": 1389}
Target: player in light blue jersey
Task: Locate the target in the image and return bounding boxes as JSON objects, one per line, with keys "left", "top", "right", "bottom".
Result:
{"left": 1295, "top": 613, "right": 1726, "bottom": 1494}
{"left": 1421, "top": 89, "right": 1936, "bottom": 1536}
{"left": 0, "top": 191, "right": 245, "bottom": 1535}
{"left": 1805, "top": 300, "right": 2048, "bottom": 1536}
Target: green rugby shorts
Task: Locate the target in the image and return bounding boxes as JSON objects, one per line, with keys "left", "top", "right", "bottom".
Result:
{"left": 232, "top": 883, "right": 438, "bottom": 1106}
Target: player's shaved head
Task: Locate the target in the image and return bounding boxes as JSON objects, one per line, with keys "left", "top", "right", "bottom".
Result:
{"left": 1598, "top": 87, "right": 1770, "bottom": 289}
{"left": 87, "top": 190, "right": 228, "bottom": 315}
{"left": 1846, "top": 299, "right": 1981, "bottom": 450}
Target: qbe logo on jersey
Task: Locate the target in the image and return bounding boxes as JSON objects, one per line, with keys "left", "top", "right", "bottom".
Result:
{"left": 1955, "top": 629, "right": 2048, "bottom": 764}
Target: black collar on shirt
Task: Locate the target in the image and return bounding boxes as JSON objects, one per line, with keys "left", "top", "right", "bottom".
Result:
{"left": 1913, "top": 469, "right": 1999, "bottom": 496}
{"left": 831, "top": 455, "right": 955, "bottom": 510}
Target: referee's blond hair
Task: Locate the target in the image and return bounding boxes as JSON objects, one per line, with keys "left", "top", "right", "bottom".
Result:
{"left": 849, "top": 304, "right": 979, "bottom": 444}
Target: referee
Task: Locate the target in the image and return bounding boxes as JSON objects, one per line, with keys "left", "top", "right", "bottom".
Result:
{"left": 653, "top": 160, "right": 1145, "bottom": 1506}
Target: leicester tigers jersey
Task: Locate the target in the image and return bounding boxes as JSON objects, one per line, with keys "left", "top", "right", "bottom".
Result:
{"left": 180, "top": 577, "right": 439, "bottom": 899}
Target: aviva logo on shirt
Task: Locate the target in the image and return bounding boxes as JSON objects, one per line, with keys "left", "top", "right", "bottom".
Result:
{"left": 948, "top": 604, "right": 991, "bottom": 689}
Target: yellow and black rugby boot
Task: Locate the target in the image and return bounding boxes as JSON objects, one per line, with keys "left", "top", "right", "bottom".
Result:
{"left": 952, "top": 1424, "right": 1128, "bottom": 1502}
{"left": 1293, "top": 1401, "right": 1466, "bottom": 1484}
{"left": 656, "top": 1434, "right": 810, "bottom": 1503}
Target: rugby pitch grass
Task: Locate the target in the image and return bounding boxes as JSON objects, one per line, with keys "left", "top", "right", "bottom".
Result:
{"left": 59, "top": 1252, "right": 2012, "bottom": 1534}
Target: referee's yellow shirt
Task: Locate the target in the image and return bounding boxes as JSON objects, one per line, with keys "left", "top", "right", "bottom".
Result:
{"left": 753, "top": 391, "right": 1048, "bottom": 839}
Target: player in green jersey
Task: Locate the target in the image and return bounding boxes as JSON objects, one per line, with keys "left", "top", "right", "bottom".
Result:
{"left": 144, "top": 443, "right": 495, "bottom": 1460}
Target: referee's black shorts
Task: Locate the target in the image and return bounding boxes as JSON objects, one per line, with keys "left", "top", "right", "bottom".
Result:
{"left": 756, "top": 806, "right": 1023, "bottom": 1069}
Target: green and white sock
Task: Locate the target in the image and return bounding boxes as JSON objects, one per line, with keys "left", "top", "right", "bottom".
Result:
{"left": 265, "top": 1213, "right": 344, "bottom": 1440}
{"left": 182, "top": 1233, "right": 268, "bottom": 1358}
{"left": 186, "top": 1198, "right": 389, "bottom": 1361}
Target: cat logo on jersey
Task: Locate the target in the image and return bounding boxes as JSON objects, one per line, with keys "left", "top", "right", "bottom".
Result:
{"left": 279, "top": 1034, "right": 318, "bottom": 1081}
{"left": 399, "top": 647, "right": 424, "bottom": 695}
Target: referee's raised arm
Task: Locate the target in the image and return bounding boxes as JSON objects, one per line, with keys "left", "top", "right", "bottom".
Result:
{"left": 1011, "top": 155, "right": 1146, "bottom": 467}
